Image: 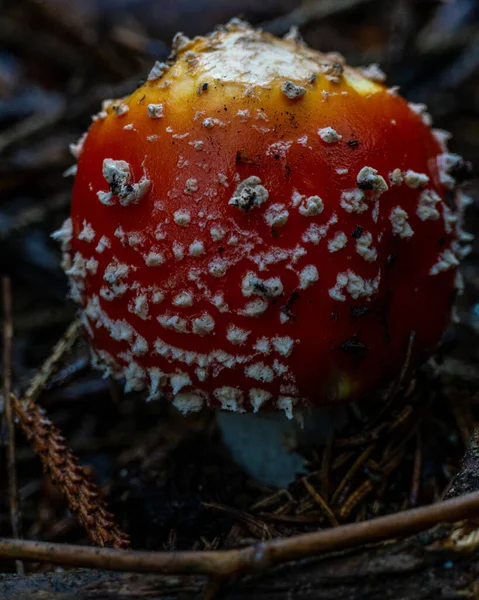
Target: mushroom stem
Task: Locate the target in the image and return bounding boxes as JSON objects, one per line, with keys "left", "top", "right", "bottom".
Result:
{"left": 217, "top": 405, "right": 349, "bottom": 488}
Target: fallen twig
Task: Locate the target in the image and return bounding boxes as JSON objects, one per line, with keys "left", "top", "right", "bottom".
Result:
{"left": 302, "top": 478, "right": 338, "bottom": 527}
{"left": 1, "top": 277, "right": 23, "bottom": 574}
{"left": 0, "top": 489, "right": 479, "bottom": 577}
{"left": 410, "top": 430, "right": 423, "bottom": 507}
{"left": 23, "top": 320, "right": 81, "bottom": 405}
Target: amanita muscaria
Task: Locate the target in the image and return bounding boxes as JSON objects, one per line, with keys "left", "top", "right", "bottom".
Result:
{"left": 55, "top": 20, "right": 472, "bottom": 482}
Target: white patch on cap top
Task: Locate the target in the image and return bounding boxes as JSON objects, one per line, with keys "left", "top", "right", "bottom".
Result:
{"left": 187, "top": 26, "right": 375, "bottom": 93}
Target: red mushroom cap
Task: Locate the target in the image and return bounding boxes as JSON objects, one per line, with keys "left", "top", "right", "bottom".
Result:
{"left": 56, "top": 20, "right": 472, "bottom": 417}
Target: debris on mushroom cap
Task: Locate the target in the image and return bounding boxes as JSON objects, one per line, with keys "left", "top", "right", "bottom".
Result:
{"left": 57, "top": 19, "right": 472, "bottom": 418}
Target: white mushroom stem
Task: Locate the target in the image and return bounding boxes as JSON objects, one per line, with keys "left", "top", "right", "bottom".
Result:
{"left": 216, "top": 406, "right": 349, "bottom": 488}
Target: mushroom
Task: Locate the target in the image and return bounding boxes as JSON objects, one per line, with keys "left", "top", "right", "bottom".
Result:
{"left": 55, "top": 19, "right": 472, "bottom": 487}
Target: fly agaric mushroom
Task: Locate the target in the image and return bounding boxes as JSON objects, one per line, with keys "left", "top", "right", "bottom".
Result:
{"left": 55, "top": 19, "right": 473, "bottom": 486}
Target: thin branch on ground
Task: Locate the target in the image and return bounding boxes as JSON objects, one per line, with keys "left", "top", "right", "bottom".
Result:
{"left": 1, "top": 277, "right": 24, "bottom": 574}
{"left": 0, "top": 488, "right": 479, "bottom": 578}
{"left": 23, "top": 320, "right": 82, "bottom": 405}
